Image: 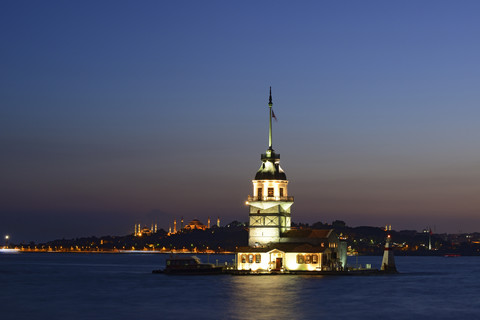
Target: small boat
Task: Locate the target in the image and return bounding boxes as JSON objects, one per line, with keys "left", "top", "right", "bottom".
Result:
{"left": 152, "top": 256, "right": 224, "bottom": 275}
{"left": 444, "top": 254, "right": 461, "bottom": 257}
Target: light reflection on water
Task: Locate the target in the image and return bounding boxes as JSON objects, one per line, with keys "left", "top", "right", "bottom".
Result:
{"left": 227, "top": 276, "right": 308, "bottom": 320}
{"left": 1, "top": 253, "right": 480, "bottom": 320}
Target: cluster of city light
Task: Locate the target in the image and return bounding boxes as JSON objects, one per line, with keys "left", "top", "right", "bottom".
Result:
{"left": 0, "top": 235, "right": 20, "bottom": 252}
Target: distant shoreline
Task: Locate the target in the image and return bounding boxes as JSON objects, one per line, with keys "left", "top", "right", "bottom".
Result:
{"left": 6, "top": 248, "right": 235, "bottom": 254}
{"left": 3, "top": 248, "right": 476, "bottom": 257}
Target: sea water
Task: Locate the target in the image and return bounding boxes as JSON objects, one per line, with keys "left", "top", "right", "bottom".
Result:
{"left": 0, "top": 252, "right": 479, "bottom": 320}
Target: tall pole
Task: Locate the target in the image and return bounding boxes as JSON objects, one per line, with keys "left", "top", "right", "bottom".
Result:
{"left": 428, "top": 228, "right": 432, "bottom": 250}
{"left": 268, "top": 87, "right": 273, "bottom": 149}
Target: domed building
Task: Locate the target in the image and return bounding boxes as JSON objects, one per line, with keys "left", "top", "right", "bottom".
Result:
{"left": 183, "top": 219, "right": 207, "bottom": 231}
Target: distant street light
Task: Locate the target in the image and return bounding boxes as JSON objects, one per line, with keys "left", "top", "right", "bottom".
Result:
{"left": 5, "top": 235, "right": 9, "bottom": 248}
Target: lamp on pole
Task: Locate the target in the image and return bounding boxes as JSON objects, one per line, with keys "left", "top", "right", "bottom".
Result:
{"left": 5, "top": 235, "right": 10, "bottom": 248}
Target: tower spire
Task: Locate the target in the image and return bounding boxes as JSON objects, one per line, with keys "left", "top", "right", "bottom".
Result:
{"left": 268, "top": 87, "right": 273, "bottom": 149}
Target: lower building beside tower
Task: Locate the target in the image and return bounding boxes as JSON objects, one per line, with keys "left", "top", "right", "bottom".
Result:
{"left": 236, "top": 229, "right": 347, "bottom": 272}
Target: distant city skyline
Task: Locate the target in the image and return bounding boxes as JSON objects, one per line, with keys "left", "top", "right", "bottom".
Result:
{"left": 2, "top": 1, "right": 480, "bottom": 242}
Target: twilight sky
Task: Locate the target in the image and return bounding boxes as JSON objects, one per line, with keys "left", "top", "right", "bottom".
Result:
{"left": 2, "top": 1, "right": 480, "bottom": 242}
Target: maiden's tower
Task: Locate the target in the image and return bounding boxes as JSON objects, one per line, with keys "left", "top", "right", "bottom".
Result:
{"left": 237, "top": 88, "right": 347, "bottom": 273}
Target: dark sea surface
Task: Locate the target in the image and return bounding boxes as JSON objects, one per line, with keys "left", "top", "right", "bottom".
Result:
{"left": 1, "top": 252, "right": 479, "bottom": 320}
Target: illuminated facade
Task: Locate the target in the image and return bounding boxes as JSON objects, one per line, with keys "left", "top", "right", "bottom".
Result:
{"left": 237, "top": 244, "right": 329, "bottom": 272}
{"left": 247, "top": 88, "right": 294, "bottom": 246}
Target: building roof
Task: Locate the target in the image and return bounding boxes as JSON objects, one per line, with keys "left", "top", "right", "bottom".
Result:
{"left": 237, "top": 242, "right": 329, "bottom": 253}
{"left": 188, "top": 219, "right": 204, "bottom": 226}
{"left": 254, "top": 158, "right": 287, "bottom": 180}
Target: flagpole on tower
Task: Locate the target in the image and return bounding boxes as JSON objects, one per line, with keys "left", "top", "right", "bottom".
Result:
{"left": 268, "top": 87, "right": 273, "bottom": 149}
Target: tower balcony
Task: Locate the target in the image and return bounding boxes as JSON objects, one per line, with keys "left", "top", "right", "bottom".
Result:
{"left": 247, "top": 195, "right": 294, "bottom": 202}
{"left": 261, "top": 153, "right": 280, "bottom": 160}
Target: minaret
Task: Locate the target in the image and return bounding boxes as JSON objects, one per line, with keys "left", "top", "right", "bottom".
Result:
{"left": 246, "top": 88, "right": 294, "bottom": 246}
{"left": 207, "top": 217, "right": 211, "bottom": 228}
{"left": 217, "top": 217, "right": 220, "bottom": 227}
{"left": 174, "top": 220, "right": 177, "bottom": 233}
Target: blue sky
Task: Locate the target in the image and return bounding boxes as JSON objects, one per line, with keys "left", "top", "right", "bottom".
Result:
{"left": 2, "top": 1, "right": 480, "bottom": 242}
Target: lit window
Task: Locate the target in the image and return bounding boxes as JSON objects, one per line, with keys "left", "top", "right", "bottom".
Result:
{"left": 255, "top": 254, "right": 261, "bottom": 263}
{"left": 248, "top": 254, "right": 254, "bottom": 263}
{"left": 241, "top": 254, "right": 246, "bottom": 263}
{"left": 268, "top": 188, "right": 274, "bottom": 197}
{"left": 279, "top": 188, "right": 284, "bottom": 197}
{"left": 297, "top": 254, "right": 305, "bottom": 264}
{"left": 312, "top": 254, "right": 318, "bottom": 264}
{"left": 305, "top": 255, "right": 311, "bottom": 264}
{"left": 258, "top": 188, "right": 262, "bottom": 197}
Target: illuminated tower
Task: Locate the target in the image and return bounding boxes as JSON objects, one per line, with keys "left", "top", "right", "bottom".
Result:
{"left": 246, "top": 88, "right": 294, "bottom": 246}
{"left": 381, "top": 235, "right": 397, "bottom": 273}
{"left": 207, "top": 217, "right": 211, "bottom": 228}
{"left": 217, "top": 217, "right": 220, "bottom": 227}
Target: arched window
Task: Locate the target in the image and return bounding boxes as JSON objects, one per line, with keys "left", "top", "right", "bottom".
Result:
{"left": 255, "top": 254, "right": 261, "bottom": 263}
{"left": 248, "top": 254, "right": 254, "bottom": 263}
{"left": 241, "top": 254, "right": 246, "bottom": 263}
